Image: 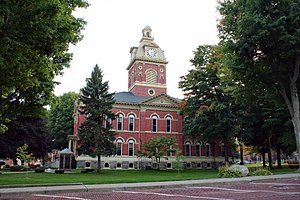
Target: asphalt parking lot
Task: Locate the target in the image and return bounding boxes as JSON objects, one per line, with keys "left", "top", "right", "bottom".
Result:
{"left": 1, "top": 177, "right": 299, "bottom": 200}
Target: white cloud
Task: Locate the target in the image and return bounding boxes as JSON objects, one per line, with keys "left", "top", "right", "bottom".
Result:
{"left": 54, "top": 0, "right": 219, "bottom": 98}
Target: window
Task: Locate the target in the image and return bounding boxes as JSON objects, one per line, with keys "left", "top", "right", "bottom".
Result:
{"left": 105, "top": 115, "right": 111, "bottom": 129}
{"left": 166, "top": 116, "right": 171, "bottom": 132}
{"left": 195, "top": 142, "right": 201, "bottom": 157}
{"left": 167, "top": 163, "right": 172, "bottom": 168}
{"left": 148, "top": 89, "right": 155, "bottom": 96}
{"left": 116, "top": 139, "right": 123, "bottom": 156}
{"left": 128, "top": 140, "right": 134, "bottom": 156}
{"left": 152, "top": 115, "right": 158, "bottom": 132}
{"left": 117, "top": 162, "right": 122, "bottom": 168}
{"left": 129, "top": 163, "right": 134, "bottom": 169}
{"left": 85, "top": 162, "right": 91, "bottom": 168}
{"left": 117, "top": 113, "right": 123, "bottom": 131}
{"left": 128, "top": 114, "right": 134, "bottom": 131}
{"left": 205, "top": 143, "right": 211, "bottom": 157}
{"left": 185, "top": 141, "right": 191, "bottom": 156}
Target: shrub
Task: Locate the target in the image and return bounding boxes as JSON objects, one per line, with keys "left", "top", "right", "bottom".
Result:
{"left": 85, "top": 168, "right": 94, "bottom": 172}
{"left": 55, "top": 169, "right": 65, "bottom": 174}
{"left": 218, "top": 165, "right": 243, "bottom": 178}
{"left": 34, "top": 167, "right": 45, "bottom": 173}
{"left": 249, "top": 169, "right": 272, "bottom": 176}
{"left": 288, "top": 163, "right": 299, "bottom": 169}
{"left": 10, "top": 165, "right": 28, "bottom": 171}
{"left": 81, "top": 170, "right": 88, "bottom": 173}
{"left": 3, "top": 164, "right": 10, "bottom": 169}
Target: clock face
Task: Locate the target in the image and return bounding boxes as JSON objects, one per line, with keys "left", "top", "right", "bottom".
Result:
{"left": 147, "top": 48, "right": 156, "bottom": 57}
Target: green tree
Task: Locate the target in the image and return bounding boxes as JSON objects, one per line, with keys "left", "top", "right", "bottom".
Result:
{"left": 0, "top": 116, "right": 52, "bottom": 165}
{"left": 138, "top": 136, "right": 177, "bottom": 169}
{"left": 173, "top": 148, "right": 184, "bottom": 176}
{"left": 48, "top": 92, "right": 79, "bottom": 150}
{"left": 218, "top": 0, "right": 300, "bottom": 171}
{"left": 179, "top": 45, "right": 236, "bottom": 162}
{"left": 16, "top": 144, "right": 33, "bottom": 165}
{"left": 78, "top": 65, "right": 115, "bottom": 173}
{"left": 0, "top": 0, "right": 88, "bottom": 133}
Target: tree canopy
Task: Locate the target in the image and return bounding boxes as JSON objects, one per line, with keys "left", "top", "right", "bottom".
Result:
{"left": 48, "top": 92, "right": 79, "bottom": 150}
{"left": 0, "top": 0, "right": 88, "bottom": 133}
{"left": 218, "top": 0, "right": 300, "bottom": 170}
{"left": 179, "top": 45, "right": 236, "bottom": 162}
{"left": 78, "top": 65, "right": 116, "bottom": 172}
{"left": 0, "top": 116, "right": 52, "bottom": 164}
{"left": 138, "top": 136, "right": 177, "bottom": 169}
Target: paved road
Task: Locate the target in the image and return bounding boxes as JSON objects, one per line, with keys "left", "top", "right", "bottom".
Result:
{"left": 0, "top": 174, "right": 299, "bottom": 199}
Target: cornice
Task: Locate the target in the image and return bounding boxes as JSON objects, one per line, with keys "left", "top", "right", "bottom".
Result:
{"left": 127, "top": 57, "right": 168, "bottom": 70}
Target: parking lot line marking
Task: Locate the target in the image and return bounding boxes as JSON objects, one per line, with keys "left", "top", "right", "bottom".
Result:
{"left": 188, "top": 186, "right": 256, "bottom": 193}
{"left": 32, "top": 194, "right": 90, "bottom": 200}
{"left": 188, "top": 186, "right": 300, "bottom": 195}
{"left": 114, "top": 190, "right": 233, "bottom": 200}
{"left": 250, "top": 182, "right": 300, "bottom": 186}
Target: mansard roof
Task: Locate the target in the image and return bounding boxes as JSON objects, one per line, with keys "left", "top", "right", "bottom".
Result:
{"left": 113, "top": 92, "right": 180, "bottom": 108}
{"left": 113, "top": 91, "right": 148, "bottom": 103}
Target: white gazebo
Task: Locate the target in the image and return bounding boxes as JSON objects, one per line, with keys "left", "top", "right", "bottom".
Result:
{"left": 59, "top": 148, "right": 73, "bottom": 170}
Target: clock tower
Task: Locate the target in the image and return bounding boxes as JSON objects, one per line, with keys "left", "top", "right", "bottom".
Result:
{"left": 127, "top": 26, "right": 168, "bottom": 97}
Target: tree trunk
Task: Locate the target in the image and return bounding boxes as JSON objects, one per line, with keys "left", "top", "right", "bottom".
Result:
{"left": 224, "top": 136, "right": 229, "bottom": 163}
{"left": 292, "top": 117, "right": 300, "bottom": 172}
{"left": 97, "top": 154, "right": 101, "bottom": 173}
{"left": 239, "top": 143, "right": 244, "bottom": 165}
{"left": 267, "top": 131, "right": 273, "bottom": 169}
{"left": 262, "top": 151, "right": 267, "bottom": 168}
{"left": 277, "top": 56, "right": 300, "bottom": 172}
{"left": 276, "top": 145, "right": 282, "bottom": 169}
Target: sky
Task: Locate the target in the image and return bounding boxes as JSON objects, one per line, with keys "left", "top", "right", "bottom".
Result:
{"left": 54, "top": 0, "right": 220, "bottom": 98}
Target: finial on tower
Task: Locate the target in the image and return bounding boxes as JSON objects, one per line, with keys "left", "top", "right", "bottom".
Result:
{"left": 142, "top": 25, "right": 153, "bottom": 38}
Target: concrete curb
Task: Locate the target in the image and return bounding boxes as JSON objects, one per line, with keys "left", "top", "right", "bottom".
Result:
{"left": 0, "top": 173, "right": 299, "bottom": 197}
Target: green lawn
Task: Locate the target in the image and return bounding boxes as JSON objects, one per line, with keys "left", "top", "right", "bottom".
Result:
{"left": 0, "top": 169, "right": 218, "bottom": 185}
{"left": 0, "top": 167, "right": 297, "bottom": 186}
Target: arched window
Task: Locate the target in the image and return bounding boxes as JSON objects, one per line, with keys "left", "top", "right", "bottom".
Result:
{"left": 129, "top": 163, "right": 134, "bottom": 169}
{"left": 128, "top": 114, "right": 135, "bottom": 132}
{"left": 195, "top": 141, "right": 202, "bottom": 157}
{"left": 152, "top": 115, "right": 158, "bottom": 132}
{"left": 185, "top": 141, "right": 191, "bottom": 156}
{"left": 167, "top": 163, "right": 172, "bottom": 169}
{"left": 117, "top": 113, "right": 123, "bottom": 131}
{"left": 128, "top": 139, "right": 134, "bottom": 156}
{"left": 205, "top": 143, "right": 211, "bottom": 157}
{"left": 116, "top": 139, "right": 123, "bottom": 156}
{"left": 166, "top": 116, "right": 171, "bottom": 133}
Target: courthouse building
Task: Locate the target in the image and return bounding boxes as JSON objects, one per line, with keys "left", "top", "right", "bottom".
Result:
{"left": 72, "top": 26, "right": 226, "bottom": 169}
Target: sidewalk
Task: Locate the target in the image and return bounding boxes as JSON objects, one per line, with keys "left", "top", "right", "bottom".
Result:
{"left": 0, "top": 173, "right": 299, "bottom": 197}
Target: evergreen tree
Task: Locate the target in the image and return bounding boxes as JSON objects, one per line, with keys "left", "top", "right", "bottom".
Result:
{"left": 78, "top": 65, "right": 115, "bottom": 173}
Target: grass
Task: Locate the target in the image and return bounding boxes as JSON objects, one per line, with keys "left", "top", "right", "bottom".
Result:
{"left": 0, "top": 169, "right": 218, "bottom": 185}
{"left": 0, "top": 165, "right": 297, "bottom": 186}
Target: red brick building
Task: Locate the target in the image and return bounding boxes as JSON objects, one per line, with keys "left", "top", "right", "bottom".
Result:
{"left": 72, "top": 26, "right": 226, "bottom": 169}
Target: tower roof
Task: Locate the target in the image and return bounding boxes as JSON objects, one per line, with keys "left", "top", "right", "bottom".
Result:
{"left": 128, "top": 26, "right": 168, "bottom": 68}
